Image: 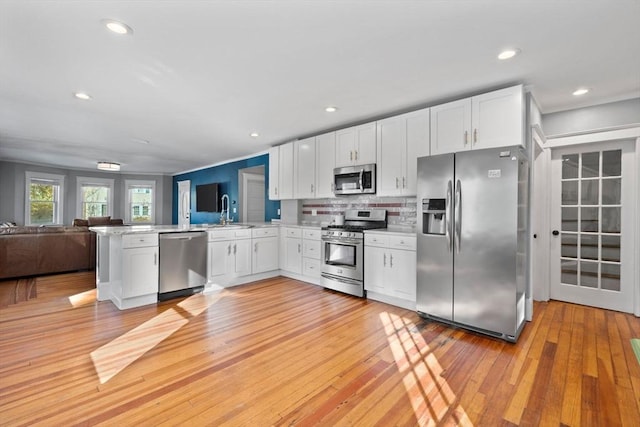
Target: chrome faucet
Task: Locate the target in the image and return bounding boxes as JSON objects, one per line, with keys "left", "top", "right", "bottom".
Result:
{"left": 220, "top": 194, "right": 230, "bottom": 224}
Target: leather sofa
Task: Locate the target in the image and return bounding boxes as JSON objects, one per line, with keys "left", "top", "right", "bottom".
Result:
{"left": 0, "top": 226, "right": 96, "bottom": 280}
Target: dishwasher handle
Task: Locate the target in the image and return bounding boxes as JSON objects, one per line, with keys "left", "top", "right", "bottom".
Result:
{"left": 160, "top": 232, "right": 206, "bottom": 240}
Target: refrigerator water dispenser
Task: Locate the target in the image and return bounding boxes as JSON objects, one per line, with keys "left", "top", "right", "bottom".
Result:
{"left": 422, "top": 198, "right": 446, "bottom": 235}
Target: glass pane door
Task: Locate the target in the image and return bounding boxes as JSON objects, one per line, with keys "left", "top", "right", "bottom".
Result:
{"left": 550, "top": 139, "right": 634, "bottom": 313}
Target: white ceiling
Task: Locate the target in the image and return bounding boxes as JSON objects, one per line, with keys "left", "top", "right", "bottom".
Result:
{"left": 1, "top": 0, "right": 639, "bottom": 175}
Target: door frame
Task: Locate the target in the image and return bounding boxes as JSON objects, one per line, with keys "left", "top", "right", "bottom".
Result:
{"left": 544, "top": 126, "right": 640, "bottom": 316}
{"left": 530, "top": 125, "right": 550, "bottom": 305}
{"left": 177, "top": 180, "right": 190, "bottom": 227}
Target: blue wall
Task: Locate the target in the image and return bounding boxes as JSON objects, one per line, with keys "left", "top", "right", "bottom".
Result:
{"left": 172, "top": 153, "right": 280, "bottom": 224}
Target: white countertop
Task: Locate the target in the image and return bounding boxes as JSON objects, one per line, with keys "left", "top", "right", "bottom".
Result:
{"left": 90, "top": 222, "right": 278, "bottom": 235}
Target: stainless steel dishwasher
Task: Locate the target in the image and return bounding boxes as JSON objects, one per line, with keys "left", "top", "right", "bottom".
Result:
{"left": 158, "top": 231, "right": 207, "bottom": 300}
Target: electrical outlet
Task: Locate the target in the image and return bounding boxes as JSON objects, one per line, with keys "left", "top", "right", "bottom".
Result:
{"left": 311, "top": 209, "right": 317, "bottom": 216}
{"left": 277, "top": 208, "right": 281, "bottom": 216}
{"left": 233, "top": 207, "right": 237, "bottom": 213}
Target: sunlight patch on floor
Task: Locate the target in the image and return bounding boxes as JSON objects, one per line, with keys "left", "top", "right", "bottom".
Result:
{"left": 91, "top": 291, "right": 223, "bottom": 384}
{"left": 68, "top": 289, "right": 97, "bottom": 307}
{"left": 380, "top": 312, "right": 473, "bottom": 426}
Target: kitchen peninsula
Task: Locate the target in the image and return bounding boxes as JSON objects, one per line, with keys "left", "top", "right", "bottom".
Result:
{"left": 91, "top": 224, "right": 280, "bottom": 310}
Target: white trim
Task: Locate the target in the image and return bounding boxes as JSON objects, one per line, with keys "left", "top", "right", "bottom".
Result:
{"left": 76, "top": 176, "right": 115, "bottom": 219}
{"left": 124, "top": 179, "right": 156, "bottom": 225}
{"left": 24, "top": 171, "right": 65, "bottom": 225}
{"left": 545, "top": 126, "right": 640, "bottom": 148}
{"left": 173, "top": 150, "right": 269, "bottom": 176}
{"left": 635, "top": 136, "right": 640, "bottom": 316}
{"left": 530, "top": 126, "right": 550, "bottom": 305}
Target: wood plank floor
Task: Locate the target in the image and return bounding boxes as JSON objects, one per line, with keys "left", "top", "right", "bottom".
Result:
{"left": 1, "top": 272, "right": 639, "bottom": 426}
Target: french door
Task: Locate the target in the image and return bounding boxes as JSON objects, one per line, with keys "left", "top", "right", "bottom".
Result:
{"left": 549, "top": 140, "right": 635, "bottom": 312}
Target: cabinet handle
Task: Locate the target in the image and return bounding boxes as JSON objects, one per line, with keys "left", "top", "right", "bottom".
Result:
{"left": 474, "top": 128, "right": 478, "bottom": 144}
{"left": 350, "top": 151, "right": 353, "bottom": 161}
{"left": 275, "top": 187, "right": 278, "bottom": 195}
{"left": 355, "top": 150, "right": 358, "bottom": 160}
{"left": 154, "top": 253, "right": 157, "bottom": 265}
{"left": 311, "top": 184, "right": 314, "bottom": 193}
{"left": 390, "top": 253, "right": 394, "bottom": 268}
{"left": 395, "top": 177, "right": 399, "bottom": 188}
{"left": 383, "top": 253, "right": 386, "bottom": 267}
{"left": 254, "top": 243, "right": 258, "bottom": 252}
{"left": 234, "top": 244, "right": 237, "bottom": 255}
{"left": 402, "top": 177, "right": 406, "bottom": 188}
{"left": 227, "top": 244, "right": 231, "bottom": 255}
{"left": 298, "top": 243, "right": 301, "bottom": 253}
{"left": 464, "top": 130, "right": 468, "bottom": 145}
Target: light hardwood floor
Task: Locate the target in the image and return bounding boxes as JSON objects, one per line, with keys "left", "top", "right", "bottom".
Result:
{"left": 1, "top": 272, "right": 639, "bottom": 426}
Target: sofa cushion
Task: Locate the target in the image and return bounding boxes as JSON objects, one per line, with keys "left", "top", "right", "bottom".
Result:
{"left": 73, "top": 218, "right": 89, "bottom": 227}
{"left": 87, "top": 216, "right": 111, "bottom": 226}
{"left": 109, "top": 219, "right": 124, "bottom": 225}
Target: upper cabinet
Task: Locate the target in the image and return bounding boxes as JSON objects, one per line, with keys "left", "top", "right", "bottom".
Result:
{"left": 315, "top": 132, "right": 336, "bottom": 198}
{"left": 294, "top": 137, "right": 316, "bottom": 199}
{"left": 376, "top": 108, "right": 430, "bottom": 196}
{"left": 268, "top": 142, "right": 294, "bottom": 200}
{"left": 335, "top": 123, "right": 376, "bottom": 167}
{"left": 430, "top": 85, "right": 523, "bottom": 155}
{"left": 268, "top": 146, "right": 279, "bottom": 200}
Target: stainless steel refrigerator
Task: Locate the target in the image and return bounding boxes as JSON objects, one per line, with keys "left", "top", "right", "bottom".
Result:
{"left": 416, "top": 146, "right": 528, "bottom": 342}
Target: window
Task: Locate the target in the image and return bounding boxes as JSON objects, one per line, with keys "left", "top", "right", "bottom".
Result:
{"left": 125, "top": 180, "right": 155, "bottom": 224}
{"left": 77, "top": 177, "right": 114, "bottom": 219}
{"left": 25, "top": 172, "right": 65, "bottom": 225}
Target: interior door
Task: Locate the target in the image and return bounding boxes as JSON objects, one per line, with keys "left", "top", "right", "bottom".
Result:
{"left": 177, "top": 180, "right": 190, "bottom": 226}
{"left": 549, "top": 140, "right": 635, "bottom": 312}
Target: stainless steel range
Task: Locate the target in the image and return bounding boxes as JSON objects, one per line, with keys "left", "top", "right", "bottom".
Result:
{"left": 321, "top": 209, "right": 387, "bottom": 297}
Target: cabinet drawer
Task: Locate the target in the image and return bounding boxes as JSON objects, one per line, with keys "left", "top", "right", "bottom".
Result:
{"left": 364, "top": 233, "right": 389, "bottom": 247}
{"left": 389, "top": 235, "right": 416, "bottom": 251}
{"left": 284, "top": 227, "right": 302, "bottom": 238}
{"left": 233, "top": 229, "right": 252, "bottom": 239}
{"left": 302, "top": 228, "right": 320, "bottom": 240}
{"left": 303, "top": 240, "right": 321, "bottom": 259}
{"left": 252, "top": 227, "right": 278, "bottom": 238}
{"left": 303, "top": 258, "right": 321, "bottom": 278}
{"left": 122, "top": 233, "right": 158, "bottom": 248}
{"left": 208, "top": 230, "right": 235, "bottom": 241}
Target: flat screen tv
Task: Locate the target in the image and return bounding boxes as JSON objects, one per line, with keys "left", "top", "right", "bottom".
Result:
{"left": 196, "top": 183, "right": 220, "bottom": 212}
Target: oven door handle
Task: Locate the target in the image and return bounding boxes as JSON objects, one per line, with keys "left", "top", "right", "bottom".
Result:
{"left": 322, "top": 238, "right": 362, "bottom": 245}
{"left": 359, "top": 168, "right": 364, "bottom": 192}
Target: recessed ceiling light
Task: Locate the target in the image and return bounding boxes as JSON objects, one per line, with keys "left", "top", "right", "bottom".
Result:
{"left": 132, "top": 138, "right": 150, "bottom": 145}
{"left": 74, "top": 92, "right": 91, "bottom": 100}
{"left": 97, "top": 161, "right": 120, "bottom": 171}
{"left": 325, "top": 106, "right": 338, "bottom": 112}
{"left": 572, "top": 88, "right": 590, "bottom": 96}
{"left": 250, "top": 132, "right": 259, "bottom": 138}
{"left": 102, "top": 19, "right": 133, "bottom": 35}
{"left": 498, "top": 48, "right": 520, "bottom": 60}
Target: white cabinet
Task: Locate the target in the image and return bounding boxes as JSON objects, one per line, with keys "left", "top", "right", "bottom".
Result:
{"left": 315, "top": 132, "right": 336, "bottom": 198}
{"left": 294, "top": 137, "right": 316, "bottom": 199}
{"left": 207, "top": 229, "right": 252, "bottom": 284}
{"left": 302, "top": 228, "right": 321, "bottom": 278}
{"left": 280, "top": 227, "right": 302, "bottom": 274}
{"left": 430, "top": 85, "right": 523, "bottom": 155}
{"left": 335, "top": 123, "right": 376, "bottom": 167}
{"left": 122, "top": 234, "right": 159, "bottom": 299}
{"left": 268, "top": 146, "right": 279, "bottom": 200}
{"left": 276, "top": 142, "right": 295, "bottom": 199}
{"left": 252, "top": 227, "right": 279, "bottom": 274}
{"left": 364, "top": 232, "right": 417, "bottom": 306}
{"left": 376, "top": 108, "right": 430, "bottom": 196}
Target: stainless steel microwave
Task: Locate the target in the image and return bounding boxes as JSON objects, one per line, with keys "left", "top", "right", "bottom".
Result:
{"left": 333, "top": 164, "right": 376, "bottom": 195}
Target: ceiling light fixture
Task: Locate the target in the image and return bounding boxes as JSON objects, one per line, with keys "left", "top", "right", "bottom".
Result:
{"left": 97, "top": 161, "right": 121, "bottom": 171}
{"left": 132, "top": 138, "right": 150, "bottom": 145}
{"left": 325, "top": 106, "right": 338, "bottom": 112}
{"left": 102, "top": 19, "right": 133, "bottom": 35}
{"left": 572, "top": 88, "right": 590, "bottom": 96}
{"left": 250, "top": 132, "right": 259, "bottom": 138}
{"left": 498, "top": 48, "right": 520, "bottom": 60}
{"left": 74, "top": 92, "right": 92, "bottom": 100}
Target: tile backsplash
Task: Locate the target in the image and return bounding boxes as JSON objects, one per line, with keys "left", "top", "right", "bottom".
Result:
{"left": 300, "top": 195, "right": 418, "bottom": 227}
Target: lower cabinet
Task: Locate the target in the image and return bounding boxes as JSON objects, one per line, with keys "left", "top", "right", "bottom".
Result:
{"left": 252, "top": 227, "right": 279, "bottom": 274}
{"left": 280, "top": 227, "right": 303, "bottom": 274}
{"left": 302, "top": 228, "right": 321, "bottom": 278}
{"left": 279, "top": 226, "right": 321, "bottom": 283}
{"left": 122, "top": 246, "right": 159, "bottom": 298}
{"left": 207, "top": 229, "right": 252, "bottom": 284}
{"left": 364, "top": 232, "right": 417, "bottom": 308}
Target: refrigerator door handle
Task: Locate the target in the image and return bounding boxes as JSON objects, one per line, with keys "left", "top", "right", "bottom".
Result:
{"left": 446, "top": 180, "right": 453, "bottom": 252}
{"left": 454, "top": 179, "right": 461, "bottom": 253}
